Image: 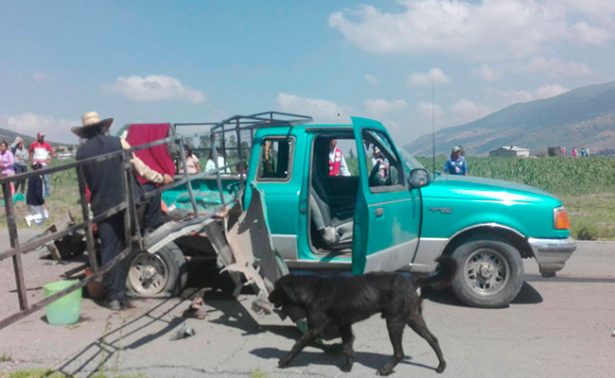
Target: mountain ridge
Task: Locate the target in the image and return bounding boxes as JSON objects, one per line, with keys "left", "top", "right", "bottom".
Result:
{"left": 405, "top": 80, "right": 615, "bottom": 156}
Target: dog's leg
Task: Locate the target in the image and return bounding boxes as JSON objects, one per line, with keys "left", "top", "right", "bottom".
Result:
{"left": 278, "top": 327, "right": 321, "bottom": 368}
{"left": 377, "top": 318, "right": 405, "bottom": 376}
{"left": 407, "top": 314, "right": 446, "bottom": 374}
{"left": 339, "top": 324, "right": 355, "bottom": 372}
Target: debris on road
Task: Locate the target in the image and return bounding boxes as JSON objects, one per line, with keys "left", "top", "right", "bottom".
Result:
{"left": 182, "top": 297, "right": 207, "bottom": 320}
{"left": 172, "top": 322, "right": 196, "bottom": 340}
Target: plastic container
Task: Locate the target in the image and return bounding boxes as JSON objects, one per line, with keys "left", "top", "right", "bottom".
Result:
{"left": 43, "top": 280, "right": 82, "bottom": 325}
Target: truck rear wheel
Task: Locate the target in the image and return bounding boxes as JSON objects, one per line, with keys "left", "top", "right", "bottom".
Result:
{"left": 450, "top": 237, "right": 524, "bottom": 308}
{"left": 126, "top": 242, "right": 187, "bottom": 297}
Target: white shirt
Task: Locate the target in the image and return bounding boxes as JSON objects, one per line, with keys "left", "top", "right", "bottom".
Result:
{"left": 205, "top": 156, "right": 228, "bottom": 173}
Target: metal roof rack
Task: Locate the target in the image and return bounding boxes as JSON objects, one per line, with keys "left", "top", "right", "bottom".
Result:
{"left": 174, "top": 111, "right": 312, "bottom": 134}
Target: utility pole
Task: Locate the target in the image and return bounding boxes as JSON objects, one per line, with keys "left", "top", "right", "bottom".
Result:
{"left": 432, "top": 79, "right": 436, "bottom": 176}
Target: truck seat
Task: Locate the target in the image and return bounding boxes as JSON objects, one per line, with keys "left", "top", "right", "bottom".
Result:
{"left": 310, "top": 188, "right": 353, "bottom": 249}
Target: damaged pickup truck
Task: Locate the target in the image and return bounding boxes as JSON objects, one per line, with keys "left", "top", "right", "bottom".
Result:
{"left": 130, "top": 112, "right": 576, "bottom": 309}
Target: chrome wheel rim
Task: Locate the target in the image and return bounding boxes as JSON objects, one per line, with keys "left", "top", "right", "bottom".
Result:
{"left": 128, "top": 252, "right": 168, "bottom": 295}
{"left": 463, "top": 248, "right": 510, "bottom": 296}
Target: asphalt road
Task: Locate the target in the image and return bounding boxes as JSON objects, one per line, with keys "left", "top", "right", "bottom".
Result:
{"left": 1, "top": 230, "right": 614, "bottom": 377}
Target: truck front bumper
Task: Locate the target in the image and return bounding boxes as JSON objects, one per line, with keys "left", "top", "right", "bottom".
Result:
{"left": 528, "top": 237, "right": 577, "bottom": 276}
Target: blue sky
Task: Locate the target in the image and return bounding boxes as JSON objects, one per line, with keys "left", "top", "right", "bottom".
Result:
{"left": 1, "top": 0, "right": 614, "bottom": 145}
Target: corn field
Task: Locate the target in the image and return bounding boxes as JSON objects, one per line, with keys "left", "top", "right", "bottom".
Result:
{"left": 418, "top": 156, "right": 615, "bottom": 195}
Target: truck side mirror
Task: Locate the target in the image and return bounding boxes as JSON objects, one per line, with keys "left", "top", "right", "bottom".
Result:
{"left": 408, "top": 168, "right": 430, "bottom": 189}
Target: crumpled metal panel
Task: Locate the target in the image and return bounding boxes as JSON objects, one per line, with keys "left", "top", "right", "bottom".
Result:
{"left": 211, "top": 185, "right": 289, "bottom": 314}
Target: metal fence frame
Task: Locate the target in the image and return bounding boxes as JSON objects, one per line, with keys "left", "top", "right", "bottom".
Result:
{"left": 0, "top": 111, "right": 312, "bottom": 329}
{"left": 0, "top": 134, "right": 206, "bottom": 329}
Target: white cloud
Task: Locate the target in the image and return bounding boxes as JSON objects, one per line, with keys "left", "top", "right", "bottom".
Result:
{"left": 572, "top": 21, "right": 611, "bottom": 45}
{"left": 475, "top": 64, "right": 498, "bottom": 81}
{"left": 104, "top": 75, "right": 206, "bottom": 103}
{"left": 277, "top": 93, "right": 351, "bottom": 122}
{"left": 329, "top": 1, "right": 614, "bottom": 59}
{"left": 364, "top": 99, "right": 407, "bottom": 115}
{"left": 364, "top": 74, "right": 379, "bottom": 85}
{"left": 417, "top": 101, "right": 443, "bottom": 119}
{"left": 533, "top": 84, "right": 570, "bottom": 100}
{"left": 450, "top": 99, "right": 492, "bottom": 123}
{"left": 527, "top": 57, "right": 591, "bottom": 77}
{"left": 0, "top": 113, "right": 78, "bottom": 143}
{"left": 407, "top": 68, "right": 449, "bottom": 87}
{"left": 562, "top": 0, "right": 615, "bottom": 21}
{"left": 502, "top": 84, "right": 570, "bottom": 104}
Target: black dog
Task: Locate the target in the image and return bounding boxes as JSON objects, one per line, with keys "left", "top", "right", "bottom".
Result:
{"left": 268, "top": 257, "right": 456, "bottom": 375}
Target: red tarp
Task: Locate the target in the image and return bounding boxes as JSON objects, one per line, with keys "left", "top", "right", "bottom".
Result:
{"left": 126, "top": 123, "right": 175, "bottom": 185}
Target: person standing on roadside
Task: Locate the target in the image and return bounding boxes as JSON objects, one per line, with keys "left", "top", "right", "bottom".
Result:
{"left": 443, "top": 146, "right": 468, "bottom": 176}
{"left": 328, "top": 139, "right": 350, "bottom": 177}
{"left": 29, "top": 132, "right": 53, "bottom": 197}
{"left": 73, "top": 111, "right": 173, "bottom": 311}
{"left": 0, "top": 140, "right": 16, "bottom": 196}
{"left": 12, "top": 138, "right": 29, "bottom": 194}
{"left": 24, "top": 162, "right": 48, "bottom": 226}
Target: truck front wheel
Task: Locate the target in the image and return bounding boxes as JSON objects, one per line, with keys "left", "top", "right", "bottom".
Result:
{"left": 450, "top": 238, "right": 524, "bottom": 308}
{"left": 126, "top": 242, "right": 187, "bottom": 297}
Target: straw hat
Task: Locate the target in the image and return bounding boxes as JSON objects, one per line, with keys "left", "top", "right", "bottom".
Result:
{"left": 71, "top": 112, "right": 113, "bottom": 138}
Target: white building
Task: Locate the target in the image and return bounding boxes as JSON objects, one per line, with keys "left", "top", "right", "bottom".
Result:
{"left": 489, "top": 145, "right": 531, "bottom": 158}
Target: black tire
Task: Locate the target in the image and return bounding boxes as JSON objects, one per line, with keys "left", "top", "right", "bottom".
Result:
{"left": 450, "top": 237, "right": 524, "bottom": 308}
{"left": 126, "top": 242, "right": 187, "bottom": 297}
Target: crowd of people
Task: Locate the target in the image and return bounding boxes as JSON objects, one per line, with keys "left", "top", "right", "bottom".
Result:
{"left": 560, "top": 146, "right": 590, "bottom": 157}
{"left": 1, "top": 134, "right": 55, "bottom": 225}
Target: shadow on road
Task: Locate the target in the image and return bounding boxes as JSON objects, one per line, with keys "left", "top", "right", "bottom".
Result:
{"left": 53, "top": 288, "right": 201, "bottom": 377}
{"left": 422, "top": 281, "right": 544, "bottom": 307}
{"left": 250, "top": 347, "right": 440, "bottom": 374}
{"left": 511, "top": 282, "right": 543, "bottom": 304}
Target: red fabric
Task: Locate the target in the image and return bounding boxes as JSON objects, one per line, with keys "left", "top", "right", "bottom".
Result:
{"left": 328, "top": 147, "right": 343, "bottom": 176}
{"left": 126, "top": 123, "right": 175, "bottom": 185}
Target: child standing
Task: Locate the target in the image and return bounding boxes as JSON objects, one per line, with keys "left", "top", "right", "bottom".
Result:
{"left": 25, "top": 162, "right": 49, "bottom": 226}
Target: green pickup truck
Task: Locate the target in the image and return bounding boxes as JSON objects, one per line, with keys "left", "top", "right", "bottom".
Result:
{"left": 132, "top": 112, "right": 576, "bottom": 308}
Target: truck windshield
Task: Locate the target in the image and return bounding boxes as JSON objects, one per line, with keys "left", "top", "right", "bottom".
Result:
{"left": 400, "top": 149, "right": 425, "bottom": 171}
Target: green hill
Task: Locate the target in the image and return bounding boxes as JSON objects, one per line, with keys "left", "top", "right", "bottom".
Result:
{"left": 405, "top": 80, "right": 615, "bottom": 156}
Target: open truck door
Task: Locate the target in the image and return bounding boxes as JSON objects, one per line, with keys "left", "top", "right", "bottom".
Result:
{"left": 351, "top": 117, "right": 422, "bottom": 275}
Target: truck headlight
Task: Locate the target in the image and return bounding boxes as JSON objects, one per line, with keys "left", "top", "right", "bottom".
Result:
{"left": 553, "top": 207, "right": 570, "bottom": 230}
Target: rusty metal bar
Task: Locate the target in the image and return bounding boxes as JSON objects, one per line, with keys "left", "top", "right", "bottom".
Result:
{"left": 177, "top": 143, "right": 199, "bottom": 215}
{"left": 76, "top": 165, "right": 99, "bottom": 274}
{"left": 120, "top": 149, "right": 135, "bottom": 259}
{"left": 210, "top": 133, "right": 226, "bottom": 206}
{"left": 2, "top": 183, "right": 28, "bottom": 311}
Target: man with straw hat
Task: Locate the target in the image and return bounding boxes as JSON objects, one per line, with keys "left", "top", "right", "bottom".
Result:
{"left": 73, "top": 111, "right": 173, "bottom": 310}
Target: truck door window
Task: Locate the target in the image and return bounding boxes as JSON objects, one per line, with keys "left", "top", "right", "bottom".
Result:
{"left": 257, "top": 138, "right": 293, "bottom": 181}
{"left": 363, "top": 130, "right": 404, "bottom": 190}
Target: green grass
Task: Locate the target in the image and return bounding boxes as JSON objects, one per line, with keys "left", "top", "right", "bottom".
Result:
{"left": 0, "top": 369, "right": 69, "bottom": 378}
{"left": 249, "top": 370, "right": 269, "bottom": 378}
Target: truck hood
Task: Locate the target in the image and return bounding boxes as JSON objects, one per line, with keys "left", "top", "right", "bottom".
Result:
{"left": 424, "top": 174, "right": 561, "bottom": 206}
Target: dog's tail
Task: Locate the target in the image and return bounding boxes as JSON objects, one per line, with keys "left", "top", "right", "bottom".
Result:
{"left": 413, "top": 255, "right": 457, "bottom": 289}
